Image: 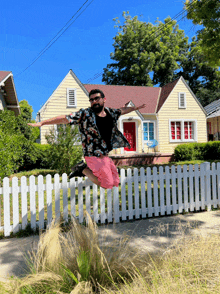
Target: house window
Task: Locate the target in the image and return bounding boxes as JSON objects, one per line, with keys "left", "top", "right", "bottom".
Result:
{"left": 184, "top": 121, "right": 194, "bottom": 139}
{"left": 67, "top": 88, "right": 76, "bottom": 107}
{"left": 143, "top": 122, "right": 155, "bottom": 141}
{"left": 171, "top": 121, "right": 181, "bottom": 140}
{"left": 178, "top": 92, "right": 186, "bottom": 108}
{"left": 170, "top": 120, "right": 196, "bottom": 142}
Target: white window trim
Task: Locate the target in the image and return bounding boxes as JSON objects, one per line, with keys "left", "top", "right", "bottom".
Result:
{"left": 143, "top": 121, "right": 156, "bottom": 142}
{"left": 67, "top": 88, "right": 77, "bottom": 107}
{"left": 169, "top": 119, "right": 197, "bottom": 143}
{"left": 178, "top": 92, "right": 186, "bottom": 109}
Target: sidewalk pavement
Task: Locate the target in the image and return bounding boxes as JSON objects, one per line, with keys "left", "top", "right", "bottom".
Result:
{"left": 1, "top": 210, "right": 220, "bottom": 284}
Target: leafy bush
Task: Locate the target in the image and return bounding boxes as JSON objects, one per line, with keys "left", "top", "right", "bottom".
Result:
{"left": 45, "top": 124, "right": 83, "bottom": 174}
{"left": 33, "top": 143, "right": 51, "bottom": 169}
{"left": 174, "top": 141, "right": 220, "bottom": 162}
{"left": 0, "top": 130, "right": 24, "bottom": 179}
{"left": 0, "top": 104, "right": 41, "bottom": 179}
{"left": 174, "top": 143, "right": 194, "bottom": 161}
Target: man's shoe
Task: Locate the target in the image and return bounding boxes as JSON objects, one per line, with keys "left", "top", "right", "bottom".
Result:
{"left": 69, "top": 160, "right": 87, "bottom": 179}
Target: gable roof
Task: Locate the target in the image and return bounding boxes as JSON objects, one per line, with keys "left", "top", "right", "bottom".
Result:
{"left": 38, "top": 69, "right": 89, "bottom": 114}
{"left": 37, "top": 70, "right": 206, "bottom": 118}
{"left": 84, "top": 84, "right": 160, "bottom": 114}
{"left": 0, "top": 71, "right": 20, "bottom": 116}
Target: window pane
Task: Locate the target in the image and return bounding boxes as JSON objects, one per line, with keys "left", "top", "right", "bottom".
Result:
{"left": 171, "top": 122, "right": 175, "bottom": 139}
{"left": 144, "top": 133, "right": 148, "bottom": 140}
{"left": 176, "top": 122, "right": 181, "bottom": 139}
{"left": 149, "top": 123, "right": 154, "bottom": 140}
{"left": 171, "top": 121, "right": 181, "bottom": 140}
{"left": 184, "top": 122, "right": 188, "bottom": 139}
{"left": 183, "top": 121, "right": 194, "bottom": 140}
{"left": 144, "top": 123, "right": 148, "bottom": 132}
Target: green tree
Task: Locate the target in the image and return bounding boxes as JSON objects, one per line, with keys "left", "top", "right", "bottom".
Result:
{"left": 174, "top": 37, "right": 220, "bottom": 106}
{"left": 18, "top": 100, "right": 40, "bottom": 142}
{"left": 0, "top": 111, "right": 25, "bottom": 179}
{"left": 185, "top": 0, "right": 220, "bottom": 67}
{"left": 102, "top": 12, "right": 188, "bottom": 86}
{"left": 45, "top": 124, "right": 83, "bottom": 175}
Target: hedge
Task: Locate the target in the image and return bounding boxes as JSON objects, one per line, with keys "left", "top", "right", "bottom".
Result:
{"left": 174, "top": 141, "right": 220, "bottom": 161}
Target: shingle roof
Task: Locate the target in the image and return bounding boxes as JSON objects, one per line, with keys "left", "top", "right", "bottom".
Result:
{"left": 0, "top": 71, "right": 11, "bottom": 83}
{"left": 84, "top": 84, "right": 161, "bottom": 114}
{"left": 156, "top": 78, "right": 180, "bottom": 112}
{"left": 204, "top": 99, "right": 220, "bottom": 117}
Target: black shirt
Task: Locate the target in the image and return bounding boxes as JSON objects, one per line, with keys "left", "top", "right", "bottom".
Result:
{"left": 95, "top": 109, "right": 114, "bottom": 152}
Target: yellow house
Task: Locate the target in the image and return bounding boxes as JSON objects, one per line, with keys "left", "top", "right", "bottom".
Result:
{"left": 0, "top": 71, "right": 20, "bottom": 116}
{"left": 37, "top": 70, "right": 207, "bottom": 164}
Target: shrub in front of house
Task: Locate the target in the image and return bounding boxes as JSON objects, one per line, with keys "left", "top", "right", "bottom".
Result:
{"left": 174, "top": 143, "right": 195, "bottom": 161}
{"left": 45, "top": 124, "right": 84, "bottom": 175}
{"left": 174, "top": 141, "right": 220, "bottom": 161}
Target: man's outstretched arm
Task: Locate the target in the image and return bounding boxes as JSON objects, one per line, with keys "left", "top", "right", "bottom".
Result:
{"left": 120, "top": 104, "right": 146, "bottom": 115}
{"left": 28, "top": 115, "right": 69, "bottom": 127}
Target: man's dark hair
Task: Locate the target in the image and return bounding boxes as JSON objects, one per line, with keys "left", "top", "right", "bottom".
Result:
{"left": 89, "top": 89, "right": 105, "bottom": 98}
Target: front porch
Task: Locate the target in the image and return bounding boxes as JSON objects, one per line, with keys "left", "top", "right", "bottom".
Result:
{"left": 109, "top": 152, "right": 175, "bottom": 167}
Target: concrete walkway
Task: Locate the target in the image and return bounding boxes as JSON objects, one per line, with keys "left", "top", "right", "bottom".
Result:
{"left": 1, "top": 210, "right": 220, "bottom": 284}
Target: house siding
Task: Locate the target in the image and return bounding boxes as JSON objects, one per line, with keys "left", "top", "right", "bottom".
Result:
{"left": 157, "top": 79, "right": 207, "bottom": 154}
{"left": 40, "top": 72, "right": 90, "bottom": 144}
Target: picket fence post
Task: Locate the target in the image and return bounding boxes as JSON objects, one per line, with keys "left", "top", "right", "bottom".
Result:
{"left": 202, "top": 162, "right": 211, "bottom": 211}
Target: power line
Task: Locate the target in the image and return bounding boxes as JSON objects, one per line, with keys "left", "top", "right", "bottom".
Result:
{"left": 14, "top": 0, "right": 94, "bottom": 78}
{"left": 85, "top": 0, "right": 198, "bottom": 84}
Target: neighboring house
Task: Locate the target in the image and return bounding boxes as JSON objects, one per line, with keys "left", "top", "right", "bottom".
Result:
{"left": 204, "top": 99, "right": 220, "bottom": 141}
{"left": 0, "top": 71, "right": 20, "bottom": 116}
{"left": 37, "top": 70, "right": 207, "bottom": 157}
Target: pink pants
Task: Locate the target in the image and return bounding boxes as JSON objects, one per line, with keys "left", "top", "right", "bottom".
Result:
{"left": 84, "top": 155, "right": 120, "bottom": 189}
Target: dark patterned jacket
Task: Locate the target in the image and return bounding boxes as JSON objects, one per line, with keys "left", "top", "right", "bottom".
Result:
{"left": 66, "top": 107, "right": 131, "bottom": 157}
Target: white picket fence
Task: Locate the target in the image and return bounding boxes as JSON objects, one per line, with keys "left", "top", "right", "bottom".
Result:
{"left": 0, "top": 162, "right": 220, "bottom": 237}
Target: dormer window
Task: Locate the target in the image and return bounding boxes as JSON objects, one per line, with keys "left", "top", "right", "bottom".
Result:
{"left": 178, "top": 92, "right": 186, "bottom": 108}
{"left": 67, "top": 88, "right": 76, "bottom": 107}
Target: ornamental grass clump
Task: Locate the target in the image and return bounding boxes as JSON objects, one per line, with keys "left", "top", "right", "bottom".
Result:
{"left": 3, "top": 212, "right": 145, "bottom": 294}
{"left": 2, "top": 216, "right": 220, "bottom": 293}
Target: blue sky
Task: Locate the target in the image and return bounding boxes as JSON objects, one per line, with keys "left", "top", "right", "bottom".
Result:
{"left": 0, "top": 0, "right": 197, "bottom": 119}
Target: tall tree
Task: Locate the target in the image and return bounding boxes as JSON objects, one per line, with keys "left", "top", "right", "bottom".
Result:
{"left": 18, "top": 100, "right": 40, "bottom": 142}
{"left": 102, "top": 12, "right": 188, "bottom": 86}
{"left": 185, "top": 0, "right": 220, "bottom": 67}
{"left": 175, "top": 37, "right": 220, "bottom": 106}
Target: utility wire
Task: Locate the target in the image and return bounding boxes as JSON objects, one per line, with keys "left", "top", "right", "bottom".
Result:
{"left": 14, "top": 0, "right": 94, "bottom": 78}
{"left": 85, "top": 0, "right": 198, "bottom": 84}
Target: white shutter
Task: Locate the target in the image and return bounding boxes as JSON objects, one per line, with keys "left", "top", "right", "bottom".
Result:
{"left": 67, "top": 88, "right": 76, "bottom": 106}
{"left": 179, "top": 93, "right": 186, "bottom": 108}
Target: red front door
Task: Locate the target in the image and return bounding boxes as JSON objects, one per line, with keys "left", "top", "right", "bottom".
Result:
{"left": 123, "top": 122, "right": 136, "bottom": 151}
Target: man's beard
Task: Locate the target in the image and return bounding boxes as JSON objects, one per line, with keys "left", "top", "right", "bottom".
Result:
{"left": 92, "top": 104, "right": 104, "bottom": 114}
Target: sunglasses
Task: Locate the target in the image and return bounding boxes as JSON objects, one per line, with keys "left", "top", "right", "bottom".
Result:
{"left": 89, "top": 96, "right": 102, "bottom": 103}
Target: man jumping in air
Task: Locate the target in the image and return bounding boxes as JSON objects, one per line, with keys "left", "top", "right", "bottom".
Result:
{"left": 29, "top": 89, "right": 146, "bottom": 189}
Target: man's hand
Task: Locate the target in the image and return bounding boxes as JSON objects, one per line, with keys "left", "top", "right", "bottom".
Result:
{"left": 134, "top": 104, "right": 146, "bottom": 110}
{"left": 28, "top": 122, "right": 42, "bottom": 127}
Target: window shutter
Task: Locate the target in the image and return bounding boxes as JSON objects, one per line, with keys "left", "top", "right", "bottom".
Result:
{"left": 67, "top": 89, "right": 76, "bottom": 106}
{"left": 69, "top": 90, "right": 75, "bottom": 106}
{"left": 179, "top": 93, "right": 186, "bottom": 108}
